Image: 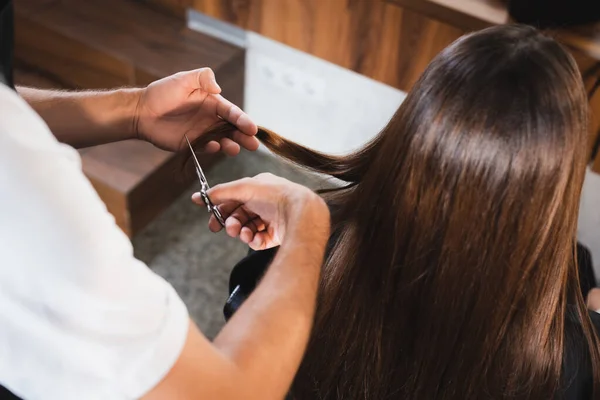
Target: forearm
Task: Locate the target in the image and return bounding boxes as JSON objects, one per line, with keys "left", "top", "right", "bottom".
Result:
{"left": 17, "top": 86, "right": 142, "bottom": 148}
{"left": 214, "top": 203, "right": 329, "bottom": 399}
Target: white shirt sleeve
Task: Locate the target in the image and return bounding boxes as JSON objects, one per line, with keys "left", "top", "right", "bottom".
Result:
{"left": 0, "top": 84, "right": 189, "bottom": 400}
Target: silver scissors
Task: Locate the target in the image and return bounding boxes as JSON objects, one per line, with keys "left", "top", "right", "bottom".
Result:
{"left": 185, "top": 135, "right": 226, "bottom": 227}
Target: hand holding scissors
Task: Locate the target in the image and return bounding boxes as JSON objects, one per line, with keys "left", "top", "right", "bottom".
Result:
{"left": 192, "top": 173, "right": 329, "bottom": 250}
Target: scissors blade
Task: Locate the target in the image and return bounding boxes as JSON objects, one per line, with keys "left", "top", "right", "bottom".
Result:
{"left": 184, "top": 135, "right": 224, "bottom": 226}
{"left": 184, "top": 135, "right": 210, "bottom": 189}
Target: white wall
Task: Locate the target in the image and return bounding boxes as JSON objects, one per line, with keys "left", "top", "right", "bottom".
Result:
{"left": 244, "top": 33, "right": 406, "bottom": 155}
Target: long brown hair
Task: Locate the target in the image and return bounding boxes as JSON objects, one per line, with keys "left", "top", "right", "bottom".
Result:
{"left": 189, "top": 25, "right": 600, "bottom": 399}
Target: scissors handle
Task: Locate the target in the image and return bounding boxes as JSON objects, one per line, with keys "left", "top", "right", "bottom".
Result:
{"left": 200, "top": 190, "right": 225, "bottom": 227}
{"left": 211, "top": 203, "right": 226, "bottom": 227}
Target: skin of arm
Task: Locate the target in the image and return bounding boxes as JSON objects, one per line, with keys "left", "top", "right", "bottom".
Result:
{"left": 144, "top": 176, "right": 331, "bottom": 400}
{"left": 17, "top": 86, "right": 140, "bottom": 148}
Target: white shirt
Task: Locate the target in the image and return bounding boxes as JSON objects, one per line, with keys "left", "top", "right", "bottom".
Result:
{"left": 0, "top": 84, "right": 189, "bottom": 399}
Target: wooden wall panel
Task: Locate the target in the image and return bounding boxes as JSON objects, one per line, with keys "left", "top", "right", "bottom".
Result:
{"left": 192, "top": 0, "right": 465, "bottom": 91}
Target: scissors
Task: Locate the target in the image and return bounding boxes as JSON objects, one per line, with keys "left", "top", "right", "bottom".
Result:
{"left": 185, "top": 135, "right": 226, "bottom": 227}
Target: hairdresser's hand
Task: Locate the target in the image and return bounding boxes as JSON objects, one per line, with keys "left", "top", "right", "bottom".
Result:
{"left": 192, "top": 173, "right": 330, "bottom": 250}
{"left": 134, "top": 68, "right": 260, "bottom": 154}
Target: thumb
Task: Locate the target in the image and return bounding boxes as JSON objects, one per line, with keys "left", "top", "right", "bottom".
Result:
{"left": 184, "top": 68, "right": 222, "bottom": 94}
{"left": 208, "top": 178, "right": 256, "bottom": 205}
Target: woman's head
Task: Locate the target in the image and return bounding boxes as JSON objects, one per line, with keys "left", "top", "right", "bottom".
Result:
{"left": 192, "top": 24, "right": 598, "bottom": 399}
{"left": 355, "top": 24, "right": 588, "bottom": 243}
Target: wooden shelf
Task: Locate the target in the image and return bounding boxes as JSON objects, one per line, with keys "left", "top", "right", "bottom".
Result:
{"left": 387, "top": 0, "right": 508, "bottom": 31}
{"left": 14, "top": 0, "right": 244, "bottom": 236}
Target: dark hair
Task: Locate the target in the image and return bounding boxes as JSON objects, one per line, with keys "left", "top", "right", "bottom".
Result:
{"left": 187, "top": 24, "right": 600, "bottom": 399}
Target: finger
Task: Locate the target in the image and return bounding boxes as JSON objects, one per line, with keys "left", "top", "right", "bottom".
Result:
{"left": 201, "top": 140, "right": 220, "bottom": 154}
{"left": 231, "top": 130, "right": 260, "bottom": 151}
{"left": 207, "top": 178, "right": 255, "bottom": 205}
{"left": 241, "top": 216, "right": 260, "bottom": 234}
{"left": 191, "top": 192, "right": 204, "bottom": 206}
{"left": 219, "top": 137, "right": 241, "bottom": 156}
{"left": 249, "top": 232, "right": 270, "bottom": 251}
{"left": 243, "top": 216, "right": 263, "bottom": 232}
{"left": 192, "top": 194, "right": 231, "bottom": 232}
{"left": 208, "top": 202, "right": 241, "bottom": 232}
{"left": 227, "top": 203, "right": 262, "bottom": 238}
{"left": 208, "top": 214, "right": 223, "bottom": 233}
{"left": 240, "top": 226, "right": 255, "bottom": 244}
{"left": 225, "top": 216, "right": 243, "bottom": 238}
{"left": 239, "top": 216, "right": 264, "bottom": 242}
{"left": 229, "top": 204, "right": 258, "bottom": 227}
{"left": 252, "top": 218, "right": 266, "bottom": 232}
{"left": 221, "top": 202, "right": 255, "bottom": 237}
{"left": 217, "top": 201, "right": 244, "bottom": 218}
{"left": 215, "top": 94, "right": 258, "bottom": 136}
{"left": 194, "top": 68, "right": 221, "bottom": 94}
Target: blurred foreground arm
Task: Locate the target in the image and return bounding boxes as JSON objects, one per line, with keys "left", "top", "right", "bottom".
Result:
{"left": 145, "top": 174, "right": 330, "bottom": 400}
